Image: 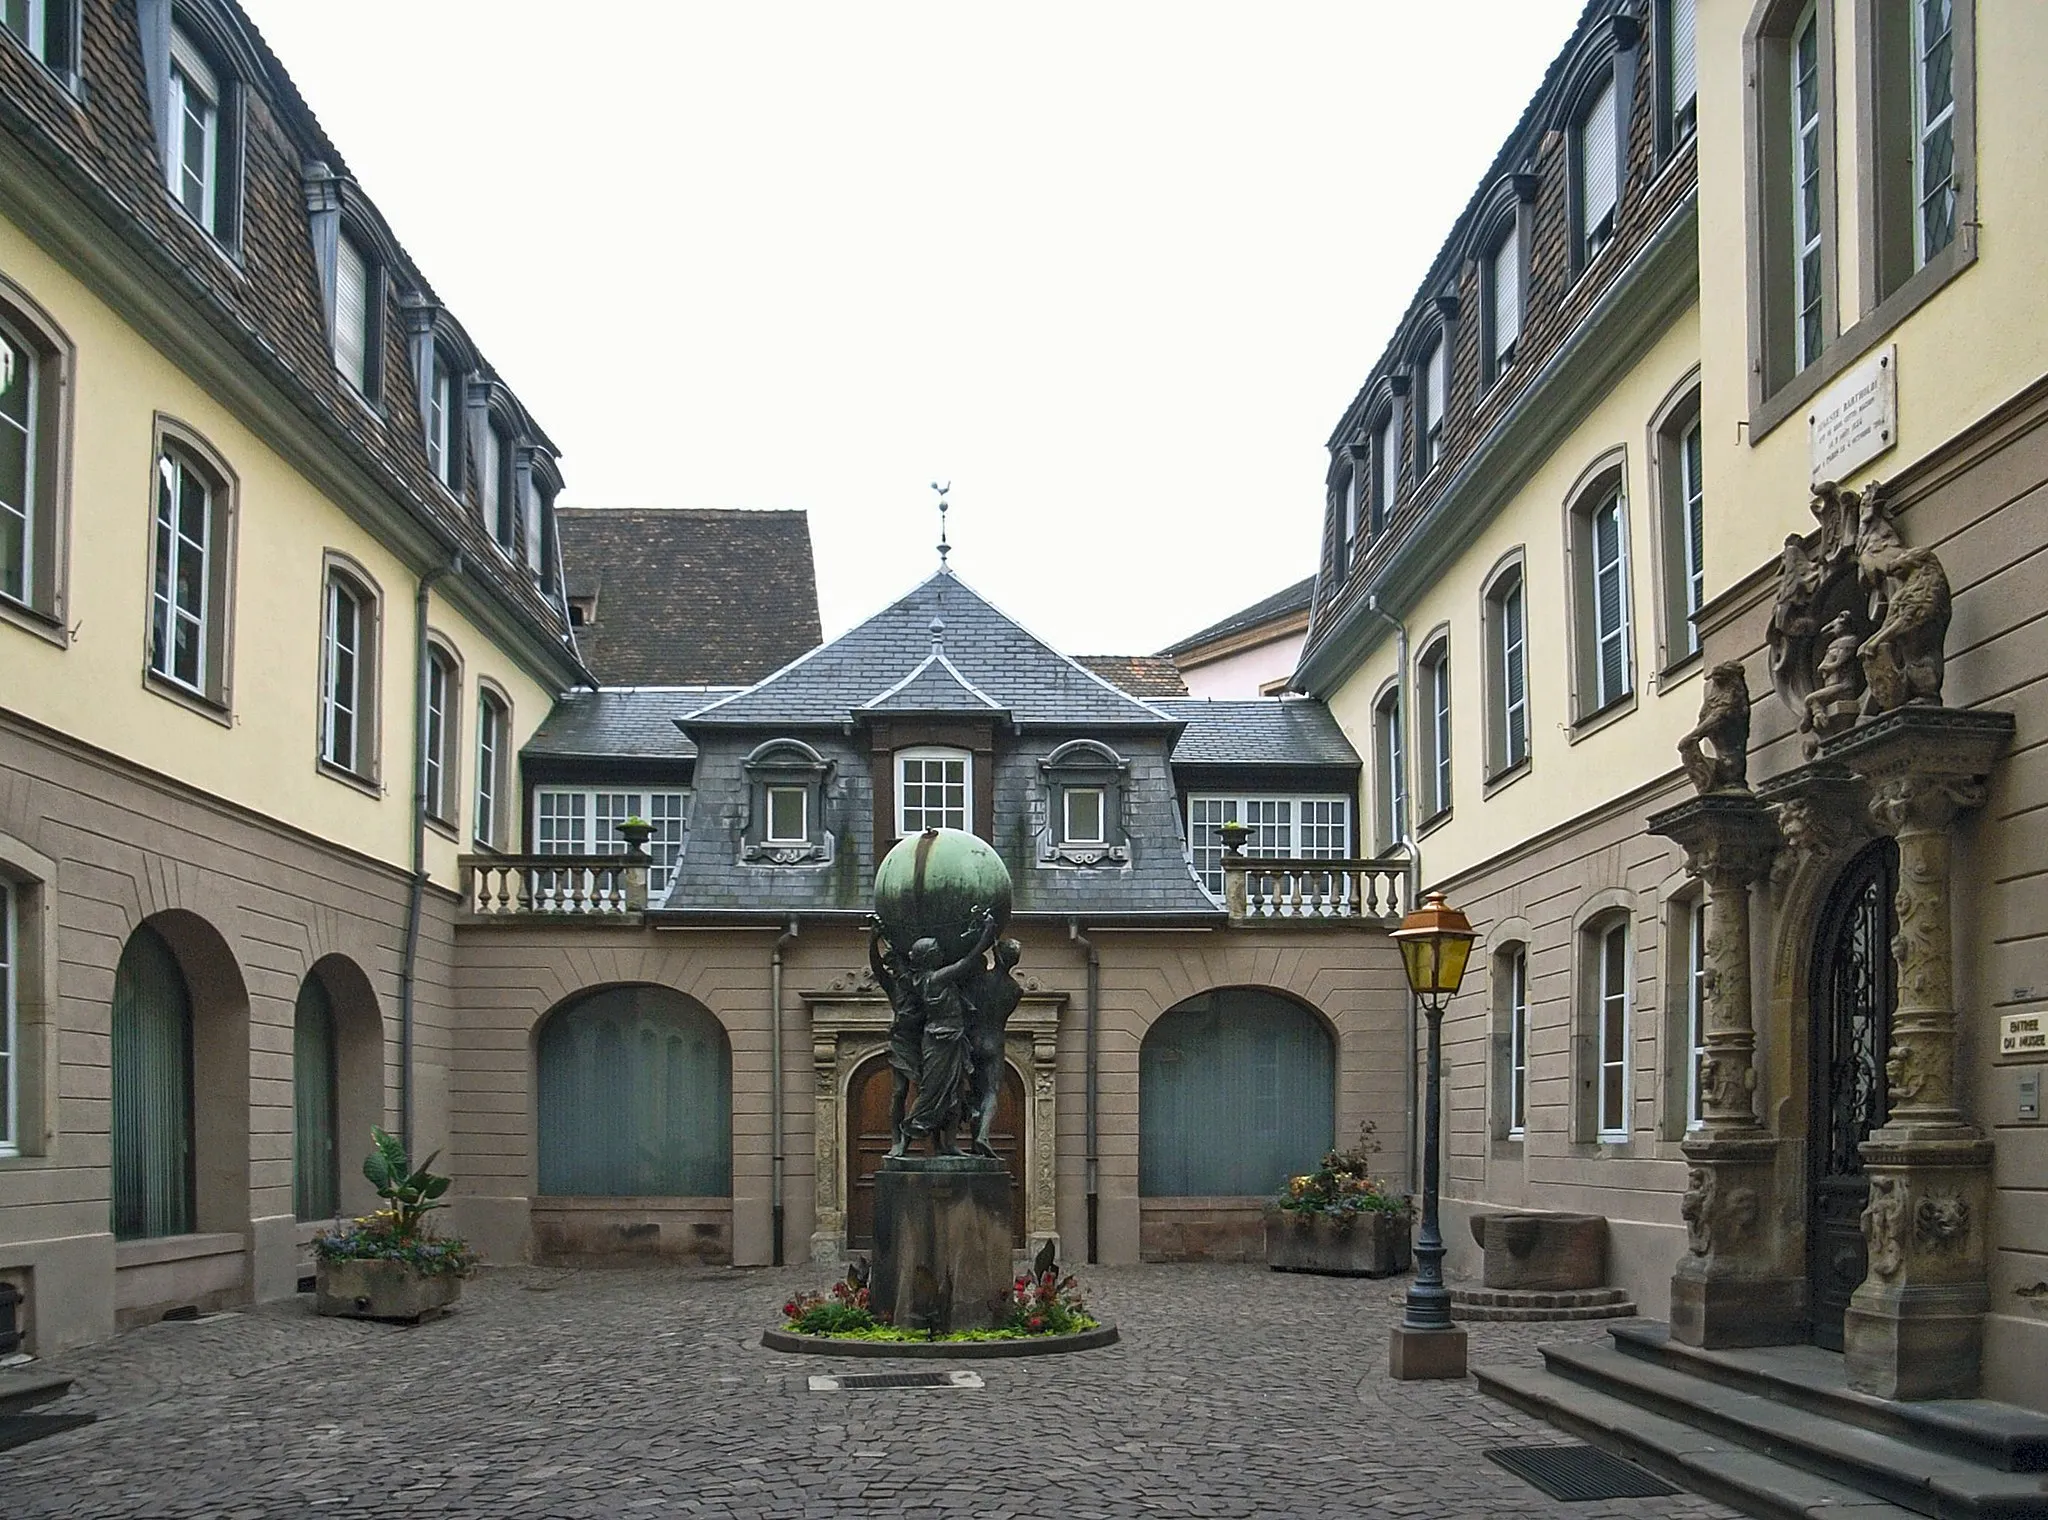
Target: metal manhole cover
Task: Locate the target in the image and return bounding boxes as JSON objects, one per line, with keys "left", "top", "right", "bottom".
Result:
{"left": 1485, "top": 1444, "right": 1679, "bottom": 1501}
{"left": 0, "top": 1413, "right": 98, "bottom": 1452}
{"left": 808, "top": 1371, "right": 985, "bottom": 1392}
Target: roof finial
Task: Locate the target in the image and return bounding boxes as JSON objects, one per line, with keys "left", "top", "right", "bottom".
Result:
{"left": 929, "top": 615, "right": 945, "bottom": 654}
{"left": 931, "top": 480, "right": 952, "bottom": 574}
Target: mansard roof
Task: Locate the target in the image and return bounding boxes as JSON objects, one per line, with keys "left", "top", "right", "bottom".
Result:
{"left": 1159, "top": 700, "right": 1360, "bottom": 769}
{"left": 1158, "top": 575, "right": 1315, "bottom": 659}
{"left": 1073, "top": 655, "right": 1189, "bottom": 698}
{"left": 523, "top": 688, "right": 735, "bottom": 761}
{"left": 556, "top": 508, "right": 821, "bottom": 687}
{"left": 681, "top": 571, "right": 1177, "bottom": 730}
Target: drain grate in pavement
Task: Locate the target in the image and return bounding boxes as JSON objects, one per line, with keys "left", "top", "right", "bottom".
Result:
{"left": 0, "top": 1413, "right": 98, "bottom": 1453}
{"left": 808, "top": 1370, "right": 985, "bottom": 1392}
{"left": 1485, "top": 1444, "right": 1679, "bottom": 1501}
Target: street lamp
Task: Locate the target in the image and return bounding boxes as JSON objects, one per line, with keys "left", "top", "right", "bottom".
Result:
{"left": 1388, "top": 888, "right": 1476, "bottom": 1380}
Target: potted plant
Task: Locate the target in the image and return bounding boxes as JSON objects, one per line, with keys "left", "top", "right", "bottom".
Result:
{"left": 1265, "top": 1122, "right": 1413, "bottom": 1278}
{"left": 314, "top": 1128, "right": 478, "bottom": 1321}
{"left": 615, "top": 816, "right": 654, "bottom": 856}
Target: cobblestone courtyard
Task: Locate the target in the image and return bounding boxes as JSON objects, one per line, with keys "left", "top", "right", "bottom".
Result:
{"left": 8, "top": 1265, "right": 1738, "bottom": 1519}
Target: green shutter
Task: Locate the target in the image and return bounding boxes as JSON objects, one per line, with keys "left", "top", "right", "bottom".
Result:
{"left": 111, "top": 925, "right": 195, "bottom": 1240}
{"left": 1139, "top": 990, "right": 1335, "bottom": 1197}
{"left": 537, "top": 987, "right": 732, "bottom": 1197}
{"left": 293, "top": 974, "right": 340, "bottom": 1221}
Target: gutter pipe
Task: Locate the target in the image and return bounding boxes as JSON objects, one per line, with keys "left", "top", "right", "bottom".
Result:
{"left": 1069, "top": 918, "right": 1099, "bottom": 1264}
{"left": 1364, "top": 594, "right": 1423, "bottom": 1199}
{"left": 400, "top": 555, "right": 460, "bottom": 1154}
{"left": 771, "top": 917, "right": 798, "bottom": 1266}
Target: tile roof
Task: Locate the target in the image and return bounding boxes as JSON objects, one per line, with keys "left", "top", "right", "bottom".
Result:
{"left": 1156, "top": 699, "right": 1361, "bottom": 768}
{"left": 1073, "top": 655, "right": 1190, "bottom": 698}
{"left": 1158, "top": 576, "right": 1317, "bottom": 657}
{"left": 682, "top": 572, "right": 1177, "bottom": 729}
{"left": 523, "top": 688, "right": 737, "bottom": 760}
{"left": 555, "top": 508, "right": 822, "bottom": 688}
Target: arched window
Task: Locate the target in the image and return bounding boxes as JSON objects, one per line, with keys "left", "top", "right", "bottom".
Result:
{"left": 537, "top": 987, "right": 732, "bottom": 1197}
{"left": 293, "top": 970, "right": 339, "bottom": 1221}
{"left": 475, "top": 684, "right": 510, "bottom": 849}
{"left": 0, "top": 282, "right": 74, "bottom": 628}
{"left": 1416, "top": 634, "right": 1452, "bottom": 823}
{"left": 1139, "top": 989, "right": 1334, "bottom": 1196}
{"left": 111, "top": 923, "right": 195, "bottom": 1240}
{"left": 1373, "top": 683, "right": 1406, "bottom": 850}
{"left": 1482, "top": 555, "right": 1530, "bottom": 777}
{"left": 423, "top": 640, "right": 460, "bottom": 828}
{"left": 319, "top": 557, "right": 381, "bottom": 782}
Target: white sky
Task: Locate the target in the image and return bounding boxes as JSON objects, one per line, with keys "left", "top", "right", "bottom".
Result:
{"left": 241, "top": 1, "right": 1584, "bottom": 654}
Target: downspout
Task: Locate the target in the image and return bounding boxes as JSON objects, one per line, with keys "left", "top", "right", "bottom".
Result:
{"left": 771, "top": 916, "right": 798, "bottom": 1266}
{"left": 400, "top": 555, "right": 460, "bottom": 1153}
{"left": 1069, "top": 918, "right": 1099, "bottom": 1265}
{"left": 1365, "top": 594, "right": 1422, "bottom": 1199}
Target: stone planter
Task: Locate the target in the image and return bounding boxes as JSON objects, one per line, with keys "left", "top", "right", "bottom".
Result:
{"left": 1264, "top": 1207, "right": 1412, "bottom": 1278}
{"left": 315, "top": 1258, "right": 464, "bottom": 1322}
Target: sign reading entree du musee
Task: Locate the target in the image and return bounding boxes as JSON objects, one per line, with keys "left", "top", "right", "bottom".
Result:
{"left": 2001, "top": 1011, "right": 2047, "bottom": 1057}
{"left": 1808, "top": 343, "right": 1898, "bottom": 485}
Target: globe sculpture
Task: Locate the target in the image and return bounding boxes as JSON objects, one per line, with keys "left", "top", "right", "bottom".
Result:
{"left": 873, "top": 825, "right": 1013, "bottom": 961}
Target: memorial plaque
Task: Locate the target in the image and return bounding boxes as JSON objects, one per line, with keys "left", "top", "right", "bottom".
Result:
{"left": 1808, "top": 344, "right": 1897, "bottom": 486}
{"left": 2000, "top": 1010, "right": 2047, "bottom": 1058}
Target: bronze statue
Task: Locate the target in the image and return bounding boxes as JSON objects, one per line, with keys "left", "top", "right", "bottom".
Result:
{"left": 964, "top": 938, "right": 1024, "bottom": 1157}
{"left": 868, "top": 921, "right": 924, "bottom": 1158}
{"left": 899, "top": 907, "right": 1001, "bottom": 1155}
{"left": 1678, "top": 662, "right": 1752, "bottom": 794}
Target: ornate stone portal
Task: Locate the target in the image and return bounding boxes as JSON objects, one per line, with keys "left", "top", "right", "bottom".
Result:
{"left": 802, "top": 966, "right": 1064, "bottom": 1265}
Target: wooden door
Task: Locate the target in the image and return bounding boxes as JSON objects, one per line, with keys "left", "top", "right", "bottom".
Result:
{"left": 844, "top": 1056, "right": 1027, "bottom": 1251}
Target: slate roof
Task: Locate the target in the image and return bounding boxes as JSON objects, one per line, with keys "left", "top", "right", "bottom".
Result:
{"left": 1158, "top": 576, "right": 1316, "bottom": 658}
{"left": 683, "top": 572, "right": 1176, "bottom": 729}
{"left": 859, "top": 652, "right": 1007, "bottom": 713}
{"left": 523, "top": 689, "right": 738, "bottom": 760}
{"left": 1073, "top": 655, "right": 1190, "bottom": 698}
{"left": 556, "top": 509, "right": 821, "bottom": 687}
{"left": 1158, "top": 700, "right": 1360, "bottom": 768}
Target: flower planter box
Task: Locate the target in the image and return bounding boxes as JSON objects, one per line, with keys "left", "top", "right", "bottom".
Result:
{"left": 1264, "top": 1206, "right": 1412, "bottom": 1278}
{"left": 315, "top": 1258, "right": 463, "bottom": 1322}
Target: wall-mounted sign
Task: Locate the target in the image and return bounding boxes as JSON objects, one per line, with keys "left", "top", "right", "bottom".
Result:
{"left": 1809, "top": 344, "right": 1898, "bottom": 486}
{"left": 2001, "top": 1010, "right": 2047, "bottom": 1058}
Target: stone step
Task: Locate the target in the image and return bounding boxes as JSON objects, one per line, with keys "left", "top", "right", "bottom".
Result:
{"left": 1532, "top": 1340, "right": 2048, "bottom": 1518}
{"left": 1476, "top": 1361, "right": 1924, "bottom": 1520}
{"left": 1450, "top": 1286, "right": 1638, "bottom": 1322}
{"left": 1609, "top": 1322, "right": 2048, "bottom": 1476}
{"left": 0, "top": 1369, "right": 73, "bottom": 1417}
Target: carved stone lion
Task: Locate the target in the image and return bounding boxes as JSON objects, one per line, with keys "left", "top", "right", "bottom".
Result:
{"left": 1678, "top": 662, "right": 1752, "bottom": 794}
{"left": 1915, "top": 1191, "right": 1969, "bottom": 1250}
{"left": 1858, "top": 544, "right": 1952, "bottom": 712}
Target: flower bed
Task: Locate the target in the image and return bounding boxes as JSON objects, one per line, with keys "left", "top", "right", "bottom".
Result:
{"left": 1266, "top": 1122, "right": 1413, "bottom": 1278}
{"left": 763, "top": 1264, "right": 1118, "bottom": 1357}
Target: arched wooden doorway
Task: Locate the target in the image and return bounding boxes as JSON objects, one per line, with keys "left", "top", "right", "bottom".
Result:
{"left": 1807, "top": 838, "right": 1899, "bottom": 1350}
{"left": 844, "top": 1054, "right": 1026, "bottom": 1251}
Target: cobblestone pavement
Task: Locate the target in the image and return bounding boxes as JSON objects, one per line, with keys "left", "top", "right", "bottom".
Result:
{"left": 9, "top": 1265, "right": 1740, "bottom": 1519}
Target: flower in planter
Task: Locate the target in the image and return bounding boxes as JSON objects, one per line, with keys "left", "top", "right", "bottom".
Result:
{"left": 1272, "top": 1121, "right": 1413, "bottom": 1221}
{"left": 312, "top": 1128, "right": 478, "bottom": 1278}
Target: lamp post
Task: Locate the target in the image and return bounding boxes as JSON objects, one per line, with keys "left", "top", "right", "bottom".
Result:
{"left": 1388, "top": 888, "right": 1476, "bottom": 1380}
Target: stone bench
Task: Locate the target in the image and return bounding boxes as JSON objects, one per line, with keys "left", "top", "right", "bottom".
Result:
{"left": 1469, "top": 1211, "right": 1607, "bottom": 1291}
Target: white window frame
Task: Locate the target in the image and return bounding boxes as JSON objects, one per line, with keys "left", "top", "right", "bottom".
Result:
{"left": 1376, "top": 690, "right": 1406, "bottom": 849}
{"left": 2, "top": 0, "right": 59, "bottom": 66}
{"left": 426, "top": 352, "right": 453, "bottom": 485}
{"left": 764, "top": 784, "right": 809, "bottom": 845}
{"left": 534, "top": 788, "right": 690, "bottom": 898}
{"left": 1598, "top": 920, "right": 1632, "bottom": 1140}
{"left": 1576, "top": 74, "right": 1619, "bottom": 267}
{"left": 1426, "top": 647, "right": 1452, "bottom": 819}
{"left": 1912, "top": 0, "right": 1957, "bottom": 268}
{"left": 1507, "top": 947, "right": 1529, "bottom": 1139}
{"left": 166, "top": 26, "right": 220, "bottom": 234}
{"left": 896, "top": 746, "right": 970, "bottom": 837}
{"left": 1486, "top": 224, "right": 1521, "bottom": 380}
{"left": 423, "top": 646, "right": 455, "bottom": 824}
{"left": 0, "top": 314, "right": 36, "bottom": 608}
{"left": 1663, "top": 0, "right": 1699, "bottom": 147}
{"left": 333, "top": 235, "right": 372, "bottom": 396}
{"left": 1686, "top": 898, "right": 1708, "bottom": 1130}
{"left": 1419, "top": 337, "right": 1446, "bottom": 476}
{"left": 321, "top": 572, "right": 367, "bottom": 774}
{"left": 151, "top": 448, "right": 212, "bottom": 694}
{"left": 523, "top": 476, "right": 545, "bottom": 577}
{"left": 1679, "top": 416, "right": 1705, "bottom": 656}
{"left": 0, "top": 878, "right": 15, "bottom": 1157}
{"left": 1341, "top": 464, "right": 1360, "bottom": 561}
{"left": 482, "top": 424, "right": 508, "bottom": 550}
{"left": 1492, "top": 569, "right": 1530, "bottom": 773}
{"left": 1185, "top": 794, "right": 1350, "bottom": 898}
{"left": 1590, "top": 488, "right": 1633, "bottom": 709}
{"left": 475, "top": 691, "right": 506, "bottom": 848}
{"left": 1375, "top": 410, "right": 1398, "bottom": 529}
{"left": 1063, "top": 785, "right": 1107, "bottom": 845}
{"left": 1791, "top": 0, "right": 1825, "bottom": 370}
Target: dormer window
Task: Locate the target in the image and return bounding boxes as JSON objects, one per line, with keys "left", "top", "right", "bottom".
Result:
{"left": 425, "top": 349, "right": 454, "bottom": 485}
{"left": 481, "top": 422, "right": 511, "bottom": 551}
{"left": 1483, "top": 224, "right": 1522, "bottom": 386}
{"left": 1038, "top": 740, "right": 1129, "bottom": 865}
{"left": 1573, "top": 74, "right": 1620, "bottom": 270}
{"left": 765, "top": 785, "right": 809, "bottom": 845}
{"left": 1416, "top": 335, "right": 1446, "bottom": 478}
{"left": 167, "top": 27, "right": 224, "bottom": 234}
{"left": 3, "top": 0, "right": 75, "bottom": 78}
{"left": 742, "top": 740, "right": 832, "bottom": 864}
{"left": 1064, "top": 787, "right": 1105, "bottom": 845}
{"left": 333, "top": 234, "right": 378, "bottom": 399}
{"left": 898, "top": 746, "right": 969, "bottom": 835}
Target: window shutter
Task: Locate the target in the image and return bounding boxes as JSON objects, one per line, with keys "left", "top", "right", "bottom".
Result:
{"left": 334, "top": 238, "right": 369, "bottom": 391}
{"left": 1581, "top": 78, "right": 1619, "bottom": 236}
{"left": 1378, "top": 413, "right": 1397, "bottom": 518}
{"left": 1491, "top": 228, "right": 1521, "bottom": 361}
{"left": 1670, "top": 0, "right": 1699, "bottom": 119}
{"left": 170, "top": 26, "right": 217, "bottom": 101}
{"left": 1426, "top": 340, "right": 1446, "bottom": 428}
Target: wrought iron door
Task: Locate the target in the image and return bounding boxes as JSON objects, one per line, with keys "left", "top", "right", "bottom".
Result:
{"left": 1807, "top": 839, "right": 1897, "bottom": 1350}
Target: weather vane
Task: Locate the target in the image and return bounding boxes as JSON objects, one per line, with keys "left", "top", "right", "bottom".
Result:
{"left": 931, "top": 480, "right": 952, "bottom": 573}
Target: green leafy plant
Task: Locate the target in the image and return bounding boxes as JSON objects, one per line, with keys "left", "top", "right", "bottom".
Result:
{"left": 1275, "top": 1121, "right": 1412, "bottom": 1221}
{"left": 312, "top": 1128, "right": 477, "bottom": 1278}
{"left": 1002, "top": 1270, "right": 1094, "bottom": 1336}
{"left": 783, "top": 1279, "right": 882, "bottom": 1335}
{"left": 363, "top": 1125, "right": 451, "bottom": 1237}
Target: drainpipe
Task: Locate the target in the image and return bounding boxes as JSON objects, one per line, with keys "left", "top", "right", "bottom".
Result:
{"left": 400, "top": 555, "right": 460, "bottom": 1154}
{"left": 1365, "top": 594, "right": 1423, "bottom": 1198}
{"left": 771, "top": 917, "right": 798, "bottom": 1266}
{"left": 1069, "top": 918, "right": 1099, "bottom": 1264}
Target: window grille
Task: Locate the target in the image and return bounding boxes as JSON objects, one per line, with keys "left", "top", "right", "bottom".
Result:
{"left": 898, "top": 750, "right": 968, "bottom": 834}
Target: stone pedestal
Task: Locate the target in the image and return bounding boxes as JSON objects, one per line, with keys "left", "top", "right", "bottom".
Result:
{"left": 1824, "top": 707, "right": 2013, "bottom": 1398}
{"left": 1388, "top": 1324, "right": 1467, "bottom": 1380}
{"left": 871, "top": 1156, "right": 1014, "bottom": 1334}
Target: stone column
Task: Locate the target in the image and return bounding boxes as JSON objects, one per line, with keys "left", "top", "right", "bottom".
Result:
{"left": 1649, "top": 792, "right": 1801, "bottom": 1346}
{"left": 1828, "top": 709, "right": 2012, "bottom": 1399}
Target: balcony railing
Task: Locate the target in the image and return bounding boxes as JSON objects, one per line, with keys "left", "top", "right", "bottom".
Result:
{"left": 1223, "top": 857, "right": 1410, "bottom": 926}
{"left": 459, "top": 854, "right": 648, "bottom": 919}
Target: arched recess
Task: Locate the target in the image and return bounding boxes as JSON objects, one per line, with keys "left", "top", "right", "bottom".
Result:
{"left": 535, "top": 985, "right": 732, "bottom": 1198}
{"left": 111, "top": 910, "right": 249, "bottom": 1239}
{"left": 841, "top": 1051, "right": 1027, "bottom": 1251}
{"left": 1139, "top": 987, "right": 1335, "bottom": 1197}
{"left": 293, "top": 954, "right": 383, "bottom": 1221}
